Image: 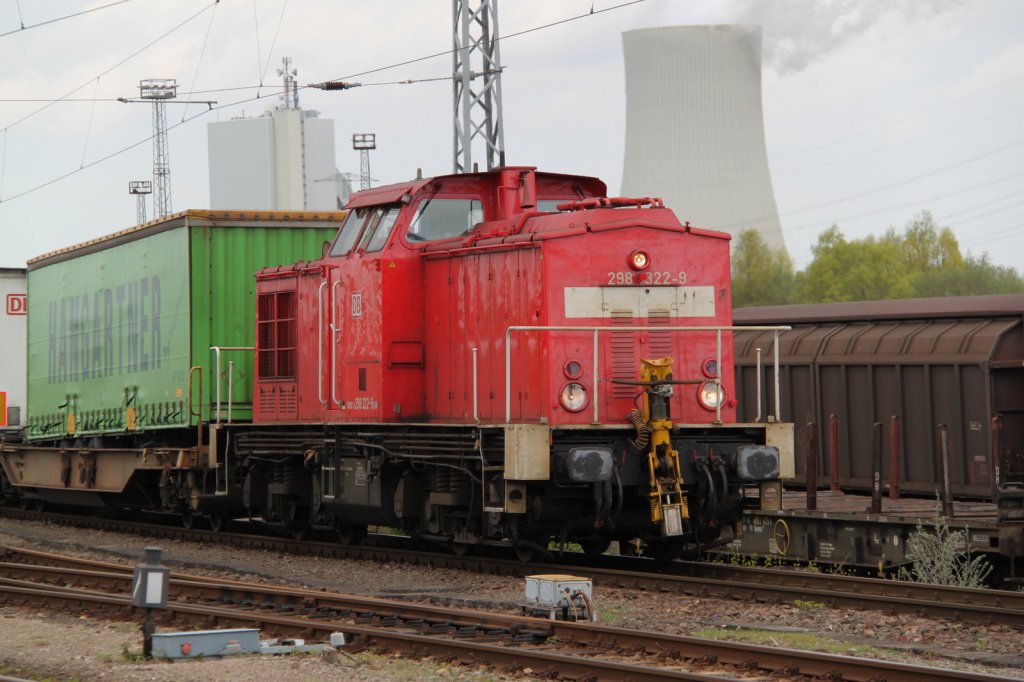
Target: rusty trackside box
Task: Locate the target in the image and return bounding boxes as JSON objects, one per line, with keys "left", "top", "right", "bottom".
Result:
{"left": 525, "top": 574, "right": 592, "bottom": 608}
{"left": 151, "top": 628, "right": 260, "bottom": 659}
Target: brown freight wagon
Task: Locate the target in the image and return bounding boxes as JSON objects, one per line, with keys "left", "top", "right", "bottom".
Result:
{"left": 733, "top": 294, "right": 1024, "bottom": 500}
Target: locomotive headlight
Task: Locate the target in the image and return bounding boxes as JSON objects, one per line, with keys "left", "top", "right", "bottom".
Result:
{"left": 697, "top": 381, "right": 725, "bottom": 410}
{"left": 563, "top": 359, "right": 583, "bottom": 379}
{"left": 628, "top": 250, "right": 650, "bottom": 270}
{"left": 701, "top": 357, "right": 718, "bottom": 378}
{"left": 559, "top": 382, "right": 588, "bottom": 412}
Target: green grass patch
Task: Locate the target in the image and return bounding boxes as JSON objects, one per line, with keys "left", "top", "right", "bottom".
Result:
{"left": 691, "top": 627, "right": 877, "bottom": 657}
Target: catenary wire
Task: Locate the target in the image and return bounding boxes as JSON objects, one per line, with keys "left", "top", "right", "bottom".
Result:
{"left": 0, "top": 1, "right": 218, "bottom": 132}
{"left": 181, "top": 1, "right": 221, "bottom": 122}
{"left": 258, "top": 0, "right": 291, "bottom": 92}
{"left": 0, "top": 0, "right": 646, "bottom": 206}
{"left": 0, "top": 87, "right": 290, "bottom": 205}
{"left": 318, "top": 0, "right": 647, "bottom": 83}
{"left": 0, "top": 0, "right": 138, "bottom": 39}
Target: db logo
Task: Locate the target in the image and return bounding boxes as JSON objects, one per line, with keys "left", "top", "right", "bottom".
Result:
{"left": 6, "top": 294, "right": 26, "bottom": 316}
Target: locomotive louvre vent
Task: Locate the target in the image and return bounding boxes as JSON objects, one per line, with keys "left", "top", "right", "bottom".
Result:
{"left": 610, "top": 311, "right": 636, "bottom": 398}
{"left": 648, "top": 309, "right": 673, "bottom": 358}
{"left": 258, "top": 386, "right": 277, "bottom": 413}
{"left": 278, "top": 386, "right": 297, "bottom": 412}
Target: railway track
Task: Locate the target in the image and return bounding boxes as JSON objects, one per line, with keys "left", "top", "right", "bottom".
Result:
{"left": 3, "top": 506, "right": 1023, "bottom": 628}
{"left": 0, "top": 545, "right": 1011, "bottom": 682}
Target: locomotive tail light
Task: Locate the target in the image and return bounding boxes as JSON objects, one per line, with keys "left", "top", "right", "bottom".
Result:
{"left": 559, "top": 382, "right": 588, "bottom": 412}
{"left": 701, "top": 357, "right": 718, "bottom": 378}
{"left": 628, "top": 250, "right": 650, "bottom": 270}
{"left": 697, "top": 381, "right": 725, "bottom": 411}
{"left": 563, "top": 359, "right": 583, "bottom": 379}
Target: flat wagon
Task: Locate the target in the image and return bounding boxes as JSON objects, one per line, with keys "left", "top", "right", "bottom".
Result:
{"left": 4, "top": 210, "right": 342, "bottom": 507}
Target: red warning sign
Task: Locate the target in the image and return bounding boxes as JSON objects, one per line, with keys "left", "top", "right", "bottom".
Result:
{"left": 6, "top": 294, "right": 26, "bottom": 316}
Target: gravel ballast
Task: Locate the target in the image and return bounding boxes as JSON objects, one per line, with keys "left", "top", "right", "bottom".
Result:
{"left": 1, "top": 517, "right": 1022, "bottom": 681}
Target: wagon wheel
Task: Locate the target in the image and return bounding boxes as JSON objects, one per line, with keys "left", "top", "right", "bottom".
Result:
{"left": 772, "top": 519, "right": 791, "bottom": 556}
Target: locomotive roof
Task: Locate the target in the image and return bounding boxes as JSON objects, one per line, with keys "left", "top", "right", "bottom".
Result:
{"left": 27, "top": 209, "right": 347, "bottom": 270}
{"left": 733, "top": 294, "right": 1024, "bottom": 325}
{"left": 342, "top": 167, "right": 608, "bottom": 210}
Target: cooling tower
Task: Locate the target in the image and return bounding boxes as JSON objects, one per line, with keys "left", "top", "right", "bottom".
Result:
{"left": 621, "top": 25, "right": 786, "bottom": 252}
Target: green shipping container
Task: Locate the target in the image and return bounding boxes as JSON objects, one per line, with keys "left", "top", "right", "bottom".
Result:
{"left": 25, "top": 210, "right": 342, "bottom": 441}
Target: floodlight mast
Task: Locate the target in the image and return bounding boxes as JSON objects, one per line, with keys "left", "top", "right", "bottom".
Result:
{"left": 129, "top": 180, "right": 152, "bottom": 225}
{"left": 452, "top": 0, "right": 505, "bottom": 174}
{"left": 352, "top": 133, "right": 376, "bottom": 191}
{"left": 139, "top": 79, "right": 177, "bottom": 218}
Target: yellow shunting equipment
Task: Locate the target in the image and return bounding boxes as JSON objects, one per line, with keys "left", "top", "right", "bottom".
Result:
{"left": 640, "top": 357, "right": 688, "bottom": 536}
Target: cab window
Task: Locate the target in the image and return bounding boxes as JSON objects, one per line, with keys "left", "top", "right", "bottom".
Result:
{"left": 365, "top": 207, "right": 400, "bottom": 252}
{"left": 356, "top": 208, "right": 386, "bottom": 251}
{"left": 329, "top": 208, "right": 369, "bottom": 256}
{"left": 537, "top": 199, "right": 565, "bottom": 212}
{"left": 407, "top": 198, "right": 483, "bottom": 242}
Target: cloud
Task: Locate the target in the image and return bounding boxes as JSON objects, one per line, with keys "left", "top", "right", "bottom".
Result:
{"left": 728, "top": 0, "right": 963, "bottom": 73}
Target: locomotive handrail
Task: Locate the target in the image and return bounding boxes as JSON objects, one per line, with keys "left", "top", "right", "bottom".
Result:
{"left": 210, "top": 346, "right": 255, "bottom": 425}
{"left": 504, "top": 325, "right": 790, "bottom": 425}
{"left": 330, "top": 280, "right": 343, "bottom": 407}
{"left": 317, "top": 281, "right": 328, "bottom": 407}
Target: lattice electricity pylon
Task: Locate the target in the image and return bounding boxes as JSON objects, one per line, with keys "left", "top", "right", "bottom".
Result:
{"left": 129, "top": 180, "right": 152, "bottom": 225}
{"left": 139, "top": 79, "right": 177, "bottom": 218}
{"left": 352, "top": 133, "right": 376, "bottom": 190}
{"left": 452, "top": 0, "right": 505, "bottom": 174}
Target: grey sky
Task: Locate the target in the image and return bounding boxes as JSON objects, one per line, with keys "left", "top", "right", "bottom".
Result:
{"left": 0, "top": 0, "right": 1022, "bottom": 273}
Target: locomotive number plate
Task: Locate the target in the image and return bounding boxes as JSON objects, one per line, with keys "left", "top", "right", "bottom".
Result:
{"left": 607, "top": 271, "right": 686, "bottom": 285}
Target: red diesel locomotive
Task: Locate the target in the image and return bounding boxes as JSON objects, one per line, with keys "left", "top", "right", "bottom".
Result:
{"left": 242, "top": 166, "right": 792, "bottom": 559}
{"left": 1, "top": 167, "right": 792, "bottom": 562}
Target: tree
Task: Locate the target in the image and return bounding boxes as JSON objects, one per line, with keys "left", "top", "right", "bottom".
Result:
{"left": 730, "top": 229, "right": 795, "bottom": 308}
{"left": 791, "top": 212, "right": 1022, "bottom": 303}
{"left": 791, "top": 225, "right": 911, "bottom": 303}
{"left": 912, "top": 253, "right": 1024, "bottom": 297}
{"left": 897, "top": 211, "right": 963, "bottom": 272}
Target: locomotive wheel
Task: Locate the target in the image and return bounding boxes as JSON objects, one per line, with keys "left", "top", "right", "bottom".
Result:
{"left": 580, "top": 539, "right": 612, "bottom": 558}
{"left": 336, "top": 524, "right": 367, "bottom": 546}
{"left": 209, "top": 510, "right": 229, "bottom": 533}
{"left": 450, "top": 542, "right": 475, "bottom": 557}
{"left": 648, "top": 537, "right": 684, "bottom": 563}
{"left": 514, "top": 543, "right": 538, "bottom": 562}
{"left": 181, "top": 508, "right": 199, "bottom": 530}
{"left": 619, "top": 538, "right": 642, "bottom": 557}
{"left": 289, "top": 523, "right": 310, "bottom": 541}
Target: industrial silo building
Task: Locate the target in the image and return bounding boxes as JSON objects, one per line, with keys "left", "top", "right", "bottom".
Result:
{"left": 620, "top": 25, "right": 787, "bottom": 253}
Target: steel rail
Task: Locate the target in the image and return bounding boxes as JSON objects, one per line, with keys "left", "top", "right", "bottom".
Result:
{"left": 3, "top": 509, "right": 1023, "bottom": 626}
{"left": 0, "top": 568, "right": 1010, "bottom": 682}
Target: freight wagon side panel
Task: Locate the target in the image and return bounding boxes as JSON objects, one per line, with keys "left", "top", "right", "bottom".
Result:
{"left": 735, "top": 313, "right": 1020, "bottom": 498}
{"left": 0, "top": 269, "right": 28, "bottom": 428}
{"left": 25, "top": 228, "right": 192, "bottom": 440}
{"left": 190, "top": 224, "right": 338, "bottom": 423}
